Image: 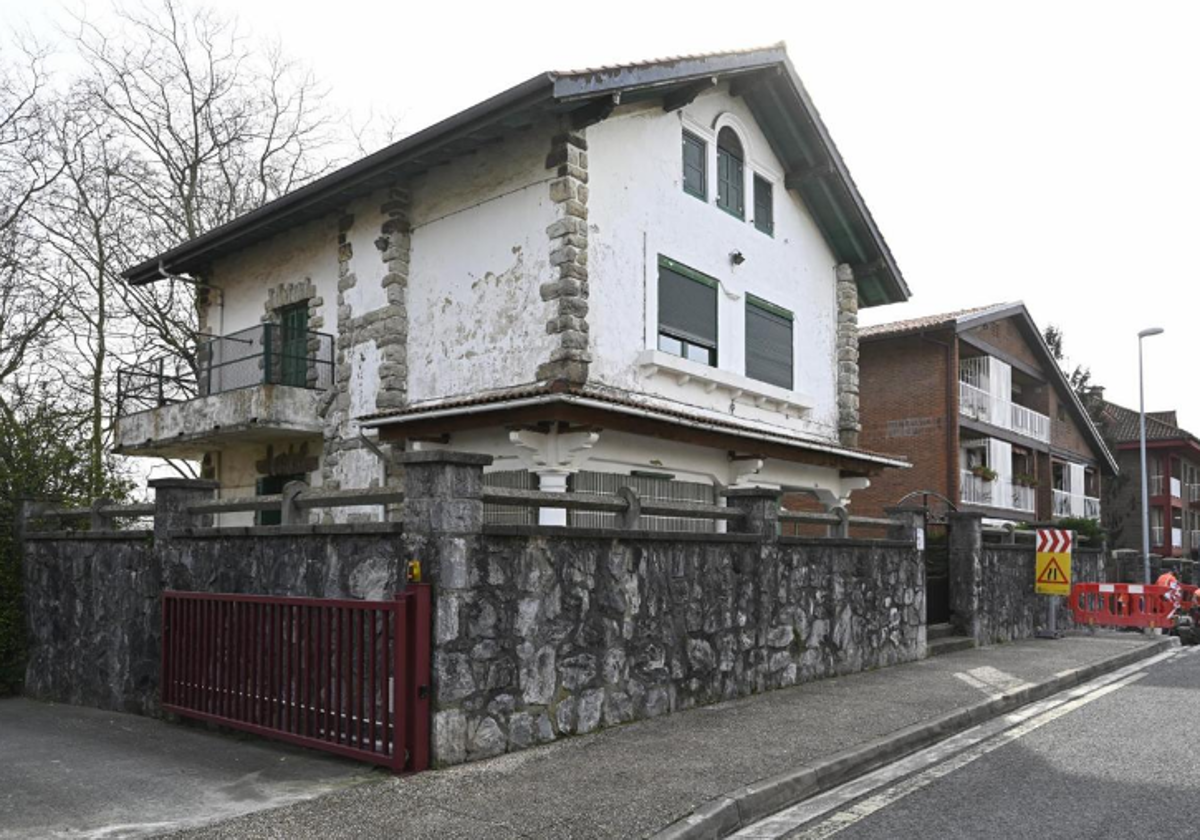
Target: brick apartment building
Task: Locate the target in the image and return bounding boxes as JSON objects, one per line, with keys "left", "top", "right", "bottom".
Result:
{"left": 851, "top": 302, "right": 1117, "bottom": 523}
{"left": 1097, "top": 401, "right": 1200, "bottom": 559}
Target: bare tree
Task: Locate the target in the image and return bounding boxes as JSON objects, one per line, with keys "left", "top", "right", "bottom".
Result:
{"left": 0, "top": 43, "right": 65, "bottom": 412}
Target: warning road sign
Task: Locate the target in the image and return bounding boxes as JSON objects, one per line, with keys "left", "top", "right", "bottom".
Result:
{"left": 1036, "top": 528, "right": 1073, "bottom": 596}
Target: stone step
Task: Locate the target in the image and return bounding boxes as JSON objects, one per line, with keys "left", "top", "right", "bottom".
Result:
{"left": 927, "top": 635, "right": 976, "bottom": 657}
{"left": 927, "top": 623, "right": 956, "bottom": 641}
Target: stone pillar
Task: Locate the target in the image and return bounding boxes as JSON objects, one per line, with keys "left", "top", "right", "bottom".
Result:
{"left": 947, "top": 511, "right": 984, "bottom": 642}
{"left": 395, "top": 450, "right": 491, "bottom": 768}
{"left": 149, "top": 478, "right": 218, "bottom": 541}
{"left": 885, "top": 505, "right": 926, "bottom": 544}
{"left": 725, "top": 488, "right": 781, "bottom": 542}
{"left": 835, "top": 263, "right": 861, "bottom": 449}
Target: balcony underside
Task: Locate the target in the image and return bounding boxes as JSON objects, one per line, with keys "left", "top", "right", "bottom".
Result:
{"left": 115, "top": 384, "right": 325, "bottom": 458}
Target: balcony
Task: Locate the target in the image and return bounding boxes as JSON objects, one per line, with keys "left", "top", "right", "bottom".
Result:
{"left": 1171, "top": 477, "right": 1183, "bottom": 498}
{"left": 958, "top": 381, "right": 1050, "bottom": 443}
{"left": 1190, "top": 484, "right": 1200, "bottom": 503}
{"left": 1152, "top": 525, "right": 1164, "bottom": 547}
{"left": 1150, "top": 475, "right": 1164, "bottom": 496}
{"left": 1053, "top": 488, "right": 1102, "bottom": 521}
{"left": 961, "top": 471, "right": 1036, "bottom": 514}
{"left": 1173, "top": 527, "right": 1184, "bottom": 549}
{"left": 1191, "top": 529, "right": 1200, "bottom": 548}
{"left": 114, "top": 325, "right": 333, "bottom": 457}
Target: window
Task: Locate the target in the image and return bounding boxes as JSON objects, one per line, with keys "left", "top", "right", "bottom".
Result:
{"left": 658, "top": 256, "right": 717, "bottom": 366}
{"left": 716, "top": 127, "right": 745, "bottom": 218}
{"left": 753, "top": 175, "right": 773, "bottom": 235}
{"left": 745, "top": 295, "right": 793, "bottom": 389}
{"left": 255, "top": 473, "right": 305, "bottom": 526}
{"left": 682, "top": 131, "right": 706, "bottom": 200}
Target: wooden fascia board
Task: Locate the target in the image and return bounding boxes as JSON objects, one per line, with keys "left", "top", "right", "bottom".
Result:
{"left": 376, "top": 399, "right": 894, "bottom": 474}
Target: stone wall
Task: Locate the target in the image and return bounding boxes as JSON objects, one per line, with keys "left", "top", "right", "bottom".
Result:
{"left": 429, "top": 529, "right": 923, "bottom": 764}
{"left": 948, "top": 511, "right": 1105, "bottom": 644}
{"left": 22, "top": 510, "right": 405, "bottom": 716}
{"left": 23, "top": 533, "right": 159, "bottom": 714}
{"left": 975, "top": 545, "right": 1103, "bottom": 643}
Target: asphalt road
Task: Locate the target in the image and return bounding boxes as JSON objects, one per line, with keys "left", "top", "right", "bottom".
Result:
{"left": 747, "top": 645, "right": 1200, "bottom": 840}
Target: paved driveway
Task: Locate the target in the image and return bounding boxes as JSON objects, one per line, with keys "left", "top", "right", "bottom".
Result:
{"left": 0, "top": 698, "right": 377, "bottom": 839}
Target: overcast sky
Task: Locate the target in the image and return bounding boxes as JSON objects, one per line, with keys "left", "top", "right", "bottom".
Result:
{"left": 7, "top": 0, "right": 1198, "bottom": 430}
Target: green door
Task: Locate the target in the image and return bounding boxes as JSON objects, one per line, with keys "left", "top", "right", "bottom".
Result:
{"left": 279, "top": 304, "right": 308, "bottom": 387}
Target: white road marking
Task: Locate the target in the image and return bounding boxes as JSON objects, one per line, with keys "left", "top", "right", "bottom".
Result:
{"left": 953, "top": 667, "right": 1033, "bottom": 698}
{"left": 733, "top": 647, "right": 1181, "bottom": 840}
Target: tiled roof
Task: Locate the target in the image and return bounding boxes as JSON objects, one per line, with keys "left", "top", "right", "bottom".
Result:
{"left": 1100, "top": 401, "right": 1195, "bottom": 444}
{"left": 859, "top": 303, "right": 1016, "bottom": 339}
{"left": 555, "top": 44, "right": 786, "bottom": 77}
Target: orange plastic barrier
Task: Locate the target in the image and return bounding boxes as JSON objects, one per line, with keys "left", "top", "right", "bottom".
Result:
{"left": 1069, "top": 583, "right": 1182, "bottom": 630}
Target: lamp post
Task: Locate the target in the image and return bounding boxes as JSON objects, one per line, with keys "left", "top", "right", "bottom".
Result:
{"left": 1138, "top": 327, "right": 1164, "bottom": 585}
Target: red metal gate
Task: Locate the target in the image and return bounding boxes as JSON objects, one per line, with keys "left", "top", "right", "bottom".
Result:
{"left": 161, "top": 586, "right": 430, "bottom": 772}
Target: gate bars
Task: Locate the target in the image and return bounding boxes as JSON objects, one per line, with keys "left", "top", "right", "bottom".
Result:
{"left": 161, "top": 586, "right": 431, "bottom": 772}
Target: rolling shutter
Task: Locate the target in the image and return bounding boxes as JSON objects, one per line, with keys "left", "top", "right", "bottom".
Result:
{"left": 745, "top": 296, "right": 793, "bottom": 389}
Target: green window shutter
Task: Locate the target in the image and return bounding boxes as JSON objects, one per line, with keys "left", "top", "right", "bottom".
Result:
{"left": 716, "top": 128, "right": 745, "bottom": 219}
{"left": 745, "top": 295, "right": 793, "bottom": 390}
{"left": 682, "top": 131, "right": 706, "bottom": 199}
{"left": 658, "top": 259, "right": 717, "bottom": 351}
{"left": 753, "top": 175, "right": 773, "bottom": 235}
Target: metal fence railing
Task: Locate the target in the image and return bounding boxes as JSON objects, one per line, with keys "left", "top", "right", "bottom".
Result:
{"left": 116, "top": 324, "right": 334, "bottom": 416}
{"left": 161, "top": 586, "right": 430, "bottom": 772}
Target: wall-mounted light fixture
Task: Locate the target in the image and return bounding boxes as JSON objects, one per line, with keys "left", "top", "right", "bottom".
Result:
{"left": 730, "top": 250, "right": 746, "bottom": 266}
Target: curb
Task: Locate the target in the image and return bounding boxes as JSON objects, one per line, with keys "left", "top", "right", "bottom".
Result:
{"left": 652, "top": 637, "right": 1178, "bottom": 840}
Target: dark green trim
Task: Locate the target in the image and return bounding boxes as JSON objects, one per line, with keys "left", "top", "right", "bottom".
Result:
{"left": 658, "top": 255, "right": 718, "bottom": 289}
{"left": 682, "top": 130, "right": 707, "bottom": 201}
{"left": 746, "top": 293, "right": 793, "bottom": 321}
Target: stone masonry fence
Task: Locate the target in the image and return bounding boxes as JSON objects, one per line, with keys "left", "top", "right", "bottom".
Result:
{"left": 16, "top": 453, "right": 1111, "bottom": 767}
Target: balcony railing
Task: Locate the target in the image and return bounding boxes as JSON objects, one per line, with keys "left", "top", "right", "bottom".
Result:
{"left": 1190, "top": 484, "right": 1200, "bottom": 503}
{"left": 1173, "top": 528, "right": 1184, "bottom": 549}
{"left": 958, "top": 382, "right": 1050, "bottom": 443}
{"left": 1052, "top": 488, "right": 1102, "bottom": 520}
{"left": 1152, "top": 525, "right": 1164, "bottom": 547}
{"left": 1171, "top": 477, "right": 1183, "bottom": 498}
{"left": 1150, "top": 475, "right": 1164, "bottom": 496}
{"left": 116, "top": 324, "right": 334, "bottom": 417}
{"left": 1190, "top": 530, "right": 1200, "bottom": 548}
{"left": 961, "top": 471, "right": 1036, "bottom": 513}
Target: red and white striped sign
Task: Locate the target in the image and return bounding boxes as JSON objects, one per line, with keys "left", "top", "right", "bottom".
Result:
{"left": 1037, "top": 528, "right": 1073, "bottom": 553}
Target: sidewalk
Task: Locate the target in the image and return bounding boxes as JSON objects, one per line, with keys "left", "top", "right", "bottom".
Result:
{"left": 160, "top": 632, "right": 1172, "bottom": 840}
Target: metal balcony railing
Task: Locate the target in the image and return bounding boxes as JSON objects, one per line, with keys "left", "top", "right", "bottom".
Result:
{"left": 116, "top": 324, "right": 334, "bottom": 417}
{"left": 1053, "top": 488, "right": 1072, "bottom": 517}
{"left": 1152, "top": 525, "right": 1165, "bottom": 547}
{"left": 958, "top": 382, "right": 1050, "bottom": 443}
{"left": 1150, "top": 475, "right": 1164, "bottom": 496}
{"left": 1190, "top": 529, "right": 1200, "bottom": 549}
{"left": 1189, "top": 484, "right": 1200, "bottom": 503}
{"left": 1083, "top": 495, "right": 1101, "bottom": 520}
{"left": 1051, "top": 489, "right": 1101, "bottom": 520}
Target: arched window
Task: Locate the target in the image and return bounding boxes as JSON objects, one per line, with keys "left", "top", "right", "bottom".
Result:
{"left": 716, "top": 127, "right": 745, "bottom": 219}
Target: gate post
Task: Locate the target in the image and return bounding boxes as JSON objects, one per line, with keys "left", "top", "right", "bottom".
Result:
{"left": 947, "top": 511, "right": 984, "bottom": 643}
{"left": 149, "top": 478, "right": 219, "bottom": 541}
{"left": 725, "top": 487, "right": 781, "bottom": 541}
{"left": 395, "top": 450, "right": 491, "bottom": 768}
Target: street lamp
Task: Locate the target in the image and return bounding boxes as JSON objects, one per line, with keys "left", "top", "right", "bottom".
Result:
{"left": 1139, "top": 327, "right": 1164, "bottom": 585}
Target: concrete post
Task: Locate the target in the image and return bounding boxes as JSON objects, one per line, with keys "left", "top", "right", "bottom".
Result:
{"left": 280, "top": 481, "right": 307, "bottom": 526}
{"left": 149, "top": 478, "right": 218, "bottom": 542}
{"left": 947, "top": 511, "right": 984, "bottom": 642}
{"left": 90, "top": 497, "right": 115, "bottom": 532}
{"left": 725, "top": 488, "right": 781, "bottom": 542}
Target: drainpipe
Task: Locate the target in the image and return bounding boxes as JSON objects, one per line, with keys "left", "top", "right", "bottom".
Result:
{"left": 919, "top": 330, "right": 959, "bottom": 505}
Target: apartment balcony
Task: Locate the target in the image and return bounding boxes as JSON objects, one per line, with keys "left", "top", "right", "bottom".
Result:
{"left": 1189, "top": 484, "right": 1200, "bottom": 503}
{"left": 1190, "top": 529, "right": 1200, "bottom": 548}
{"left": 1171, "top": 477, "right": 1183, "bottom": 498}
{"left": 1150, "top": 475, "right": 1164, "bottom": 496}
{"left": 1053, "top": 488, "right": 1102, "bottom": 521}
{"left": 1152, "top": 525, "right": 1164, "bottom": 547}
{"left": 961, "top": 471, "right": 1036, "bottom": 514}
{"left": 114, "top": 325, "right": 334, "bottom": 458}
{"left": 958, "top": 381, "right": 1050, "bottom": 443}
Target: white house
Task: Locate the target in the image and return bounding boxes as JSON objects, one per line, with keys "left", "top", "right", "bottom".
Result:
{"left": 115, "top": 45, "right": 912, "bottom": 525}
